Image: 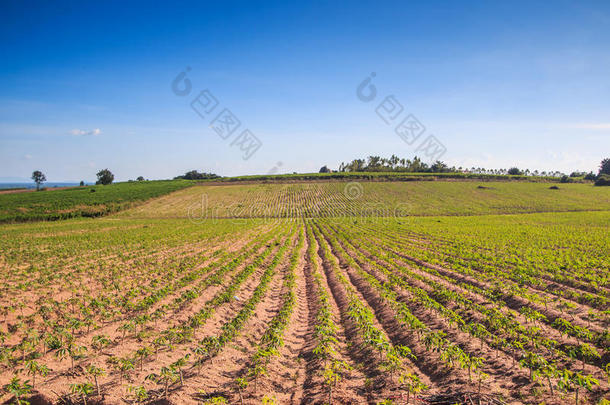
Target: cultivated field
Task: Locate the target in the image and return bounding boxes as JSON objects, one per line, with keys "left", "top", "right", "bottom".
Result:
{"left": 121, "top": 181, "right": 610, "bottom": 219}
{"left": 0, "top": 180, "right": 193, "bottom": 223}
{"left": 0, "top": 181, "right": 609, "bottom": 404}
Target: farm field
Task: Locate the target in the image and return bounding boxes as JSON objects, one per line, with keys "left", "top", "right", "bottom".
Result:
{"left": 0, "top": 180, "right": 193, "bottom": 223}
{"left": 0, "top": 181, "right": 609, "bottom": 404}
{"left": 122, "top": 181, "right": 610, "bottom": 219}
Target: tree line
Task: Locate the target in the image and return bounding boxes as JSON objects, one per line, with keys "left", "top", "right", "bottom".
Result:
{"left": 173, "top": 170, "right": 220, "bottom": 180}
{"left": 332, "top": 155, "right": 609, "bottom": 182}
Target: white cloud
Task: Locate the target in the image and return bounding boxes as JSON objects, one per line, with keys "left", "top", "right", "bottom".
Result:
{"left": 557, "top": 123, "right": 610, "bottom": 131}
{"left": 23, "top": 154, "right": 32, "bottom": 160}
{"left": 71, "top": 128, "right": 102, "bottom": 136}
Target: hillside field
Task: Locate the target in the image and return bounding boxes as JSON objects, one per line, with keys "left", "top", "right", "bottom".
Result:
{"left": 122, "top": 181, "right": 609, "bottom": 218}
{"left": 0, "top": 180, "right": 609, "bottom": 405}
{"left": 0, "top": 180, "right": 193, "bottom": 223}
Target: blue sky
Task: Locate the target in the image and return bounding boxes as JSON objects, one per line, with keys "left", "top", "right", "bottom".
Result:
{"left": 1, "top": 0, "right": 609, "bottom": 181}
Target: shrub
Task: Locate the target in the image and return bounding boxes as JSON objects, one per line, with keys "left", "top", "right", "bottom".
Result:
{"left": 174, "top": 170, "right": 219, "bottom": 180}
{"left": 594, "top": 175, "right": 610, "bottom": 187}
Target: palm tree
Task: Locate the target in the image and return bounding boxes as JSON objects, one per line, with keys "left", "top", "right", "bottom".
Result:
{"left": 367, "top": 156, "right": 381, "bottom": 169}
{"left": 389, "top": 154, "right": 399, "bottom": 170}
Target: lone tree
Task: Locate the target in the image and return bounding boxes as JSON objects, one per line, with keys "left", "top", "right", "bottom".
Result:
{"left": 31, "top": 170, "right": 46, "bottom": 191}
{"left": 136, "top": 176, "right": 145, "bottom": 181}
{"left": 319, "top": 165, "right": 331, "bottom": 173}
{"left": 96, "top": 169, "right": 114, "bottom": 185}
{"left": 599, "top": 158, "right": 610, "bottom": 176}
{"left": 507, "top": 167, "right": 523, "bottom": 176}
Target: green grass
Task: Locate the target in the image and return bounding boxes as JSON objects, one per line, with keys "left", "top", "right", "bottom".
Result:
{"left": 0, "top": 180, "right": 194, "bottom": 223}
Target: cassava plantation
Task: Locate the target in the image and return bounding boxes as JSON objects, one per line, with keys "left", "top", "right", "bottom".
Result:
{"left": 0, "top": 180, "right": 609, "bottom": 404}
